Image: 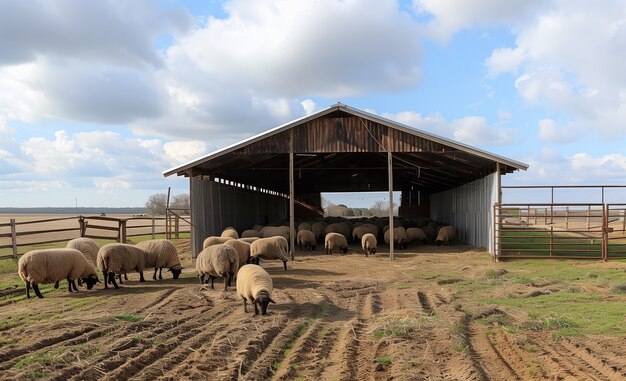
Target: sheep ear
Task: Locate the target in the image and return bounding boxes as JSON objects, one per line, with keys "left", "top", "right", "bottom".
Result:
{"left": 269, "top": 298, "right": 276, "bottom": 304}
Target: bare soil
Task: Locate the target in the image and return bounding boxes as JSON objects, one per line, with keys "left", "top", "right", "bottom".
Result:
{"left": 1, "top": 240, "right": 626, "bottom": 380}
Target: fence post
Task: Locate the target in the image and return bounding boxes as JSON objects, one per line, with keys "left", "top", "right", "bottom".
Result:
{"left": 544, "top": 208, "right": 548, "bottom": 225}
{"left": 120, "top": 220, "right": 127, "bottom": 243}
{"left": 10, "top": 218, "right": 17, "bottom": 259}
{"left": 174, "top": 216, "right": 180, "bottom": 239}
{"left": 602, "top": 204, "right": 608, "bottom": 261}
{"left": 587, "top": 205, "right": 591, "bottom": 230}
{"left": 79, "top": 216, "right": 86, "bottom": 237}
{"left": 152, "top": 216, "right": 155, "bottom": 239}
{"left": 565, "top": 206, "right": 569, "bottom": 230}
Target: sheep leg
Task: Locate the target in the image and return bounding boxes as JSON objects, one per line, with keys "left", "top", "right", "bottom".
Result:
{"left": 118, "top": 274, "right": 124, "bottom": 284}
{"left": 103, "top": 270, "right": 109, "bottom": 289}
{"left": 253, "top": 302, "right": 260, "bottom": 316}
{"left": 32, "top": 284, "right": 44, "bottom": 299}
{"left": 282, "top": 259, "right": 287, "bottom": 271}
{"left": 223, "top": 275, "right": 228, "bottom": 291}
{"left": 72, "top": 280, "right": 79, "bottom": 292}
{"left": 209, "top": 275, "right": 215, "bottom": 289}
{"left": 242, "top": 297, "right": 248, "bottom": 313}
{"left": 108, "top": 272, "right": 119, "bottom": 289}
{"left": 198, "top": 273, "right": 205, "bottom": 285}
{"left": 124, "top": 273, "right": 128, "bottom": 280}
{"left": 25, "top": 281, "right": 31, "bottom": 299}
{"left": 158, "top": 268, "right": 163, "bottom": 280}
{"left": 153, "top": 268, "right": 158, "bottom": 280}
{"left": 139, "top": 272, "right": 145, "bottom": 282}
{"left": 54, "top": 281, "right": 60, "bottom": 289}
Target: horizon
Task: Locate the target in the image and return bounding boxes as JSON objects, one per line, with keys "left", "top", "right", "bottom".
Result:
{"left": 1, "top": 1, "right": 625, "bottom": 208}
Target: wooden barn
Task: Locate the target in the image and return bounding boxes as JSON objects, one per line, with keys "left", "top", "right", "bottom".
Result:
{"left": 163, "top": 103, "right": 528, "bottom": 258}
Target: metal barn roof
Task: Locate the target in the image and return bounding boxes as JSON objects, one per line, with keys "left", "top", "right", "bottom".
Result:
{"left": 163, "top": 103, "right": 527, "bottom": 194}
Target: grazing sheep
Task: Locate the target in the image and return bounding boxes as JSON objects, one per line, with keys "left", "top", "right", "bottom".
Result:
{"left": 312, "top": 222, "right": 328, "bottom": 242}
{"left": 221, "top": 227, "right": 239, "bottom": 239}
{"left": 384, "top": 227, "right": 408, "bottom": 249}
{"left": 361, "top": 233, "right": 377, "bottom": 256}
{"left": 435, "top": 226, "right": 456, "bottom": 246}
{"left": 297, "top": 230, "right": 316, "bottom": 251}
{"left": 195, "top": 244, "right": 239, "bottom": 291}
{"left": 18, "top": 248, "right": 99, "bottom": 299}
{"left": 406, "top": 227, "right": 427, "bottom": 244}
{"left": 325, "top": 223, "right": 351, "bottom": 242}
{"left": 351, "top": 224, "right": 378, "bottom": 241}
{"left": 260, "top": 225, "right": 290, "bottom": 240}
{"left": 421, "top": 225, "right": 437, "bottom": 243}
{"left": 236, "top": 264, "right": 276, "bottom": 316}
{"left": 238, "top": 237, "right": 260, "bottom": 244}
{"left": 66, "top": 237, "right": 98, "bottom": 264}
{"left": 241, "top": 229, "right": 261, "bottom": 238}
{"left": 297, "top": 222, "right": 312, "bottom": 232}
{"left": 136, "top": 239, "right": 183, "bottom": 280}
{"left": 249, "top": 236, "right": 289, "bottom": 271}
{"left": 225, "top": 239, "right": 251, "bottom": 269}
{"left": 325, "top": 232, "right": 348, "bottom": 255}
{"left": 203, "top": 236, "right": 234, "bottom": 250}
{"left": 97, "top": 243, "right": 146, "bottom": 289}
{"left": 251, "top": 224, "right": 265, "bottom": 232}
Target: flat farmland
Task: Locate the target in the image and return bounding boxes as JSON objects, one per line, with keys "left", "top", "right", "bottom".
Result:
{"left": 1, "top": 239, "right": 626, "bottom": 380}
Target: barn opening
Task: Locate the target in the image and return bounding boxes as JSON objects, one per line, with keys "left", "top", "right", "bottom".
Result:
{"left": 163, "top": 103, "right": 528, "bottom": 259}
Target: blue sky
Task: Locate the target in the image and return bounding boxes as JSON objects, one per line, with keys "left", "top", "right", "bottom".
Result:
{"left": 1, "top": 0, "right": 625, "bottom": 208}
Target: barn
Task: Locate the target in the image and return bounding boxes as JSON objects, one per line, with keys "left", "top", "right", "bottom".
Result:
{"left": 163, "top": 103, "right": 528, "bottom": 258}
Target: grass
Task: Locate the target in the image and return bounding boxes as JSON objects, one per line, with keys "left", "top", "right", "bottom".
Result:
{"left": 113, "top": 314, "right": 145, "bottom": 322}
{"left": 372, "top": 318, "right": 423, "bottom": 341}
{"left": 13, "top": 351, "right": 65, "bottom": 369}
{"left": 375, "top": 355, "right": 393, "bottom": 366}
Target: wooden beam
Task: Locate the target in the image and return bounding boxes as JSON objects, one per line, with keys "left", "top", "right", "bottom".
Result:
{"left": 388, "top": 151, "right": 394, "bottom": 261}
{"left": 289, "top": 131, "right": 295, "bottom": 260}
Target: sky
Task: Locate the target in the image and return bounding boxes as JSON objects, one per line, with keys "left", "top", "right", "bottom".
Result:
{"left": 1, "top": 0, "right": 625, "bottom": 208}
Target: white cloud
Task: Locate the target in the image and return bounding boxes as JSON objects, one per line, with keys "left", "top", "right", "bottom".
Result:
{"left": 537, "top": 119, "right": 577, "bottom": 143}
{"left": 163, "top": 141, "right": 208, "bottom": 166}
{"left": 485, "top": 47, "right": 525, "bottom": 77}
{"left": 300, "top": 99, "right": 319, "bottom": 116}
{"left": 572, "top": 153, "right": 626, "bottom": 174}
{"left": 0, "top": 179, "right": 69, "bottom": 192}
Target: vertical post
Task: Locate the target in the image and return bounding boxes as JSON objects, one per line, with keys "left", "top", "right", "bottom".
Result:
{"left": 10, "top": 218, "right": 17, "bottom": 259}
{"left": 622, "top": 208, "right": 625, "bottom": 232}
{"left": 496, "top": 162, "right": 502, "bottom": 204}
{"left": 493, "top": 203, "right": 498, "bottom": 262}
{"left": 175, "top": 216, "right": 180, "bottom": 239}
{"left": 151, "top": 216, "right": 156, "bottom": 239}
{"left": 587, "top": 205, "right": 591, "bottom": 230}
{"left": 289, "top": 131, "right": 295, "bottom": 260}
{"left": 166, "top": 187, "right": 171, "bottom": 240}
{"left": 602, "top": 204, "right": 608, "bottom": 261}
{"left": 549, "top": 226, "right": 554, "bottom": 257}
{"left": 79, "top": 216, "right": 86, "bottom": 237}
{"left": 544, "top": 208, "right": 547, "bottom": 225}
{"left": 565, "top": 206, "right": 569, "bottom": 230}
{"left": 550, "top": 187, "right": 554, "bottom": 224}
{"left": 388, "top": 151, "right": 394, "bottom": 261}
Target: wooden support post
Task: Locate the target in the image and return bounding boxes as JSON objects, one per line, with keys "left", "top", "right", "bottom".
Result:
{"left": 10, "top": 218, "right": 17, "bottom": 259}
{"left": 388, "top": 151, "right": 394, "bottom": 261}
{"left": 152, "top": 216, "right": 156, "bottom": 239}
{"left": 175, "top": 216, "right": 180, "bottom": 239}
{"left": 587, "top": 205, "right": 591, "bottom": 230}
{"left": 565, "top": 206, "right": 569, "bottom": 230}
{"left": 622, "top": 209, "right": 625, "bottom": 232}
{"left": 289, "top": 131, "right": 295, "bottom": 260}
{"left": 79, "top": 216, "right": 86, "bottom": 237}
{"left": 118, "top": 220, "right": 127, "bottom": 243}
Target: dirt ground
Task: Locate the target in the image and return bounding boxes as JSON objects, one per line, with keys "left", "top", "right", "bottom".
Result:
{"left": 1, "top": 240, "right": 626, "bottom": 380}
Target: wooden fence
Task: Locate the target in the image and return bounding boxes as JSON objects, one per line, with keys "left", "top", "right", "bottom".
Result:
{"left": 0, "top": 214, "right": 191, "bottom": 260}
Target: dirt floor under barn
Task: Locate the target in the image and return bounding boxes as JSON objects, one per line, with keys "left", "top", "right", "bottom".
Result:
{"left": 1, "top": 240, "right": 626, "bottom": 380}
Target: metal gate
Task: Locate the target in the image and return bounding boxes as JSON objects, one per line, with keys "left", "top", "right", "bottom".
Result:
{"left": 494, "top": 203, "right": 626, "bottom": 260}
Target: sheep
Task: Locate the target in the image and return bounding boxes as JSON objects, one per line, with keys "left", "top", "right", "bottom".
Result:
{"left": 351, "top": 224, "right": 378, "bottom": 241}
{"left": 236, "top": 264, "right": 276, "bottom": 316}
{"left": 97, "top": 243, "right": 146, "bottom": 289}
{"left": 325, "top": 232, "right": 348, "bottom": 255}
{"left": 241, "top": 229, "right": 261, "bottom": 238}
{"left": 361, "top": 233, "right": 377, "bottom": 256}
{"left": 251, "top": 224, "right": 265, "bottom": 232}
{"left": 260, "top": 225, "right": 290, "bottom": 240}
{"left": 203, "top": 236, "right": 234, "bottom": 249}
{"left": 406, "top": 227, "right": 427, "bottom": 244}
{"left": 221, "top": 227, "right": 239, "bottom": 239}
{"left": 325, "top": 223, "right": 351, "bottom": 242}
{"left": 297, "top": 222, "right": 312, "bottom": 232}
{"left": 435, "top": 226, "right": 456, "bottom": 246}
{"left": 66, "top": 237, "right": 98, "bottom": 264}
{"left": 421, "top": 225, "right": 437, "bottom": 243}
{"left": 297, "top": 230, "right": 316, "bottom": 251}
{"left": 238, "top": 237, "right": 260, "bottom": 244}
{"left": 384, "top": 227, "right": 408, "bottom": 249}
{"left": 312, "top": 222, "right": 328, "bottom": 242}
{"left": 225, "top": 239, "right": 251, "bottom": 269}
{"left": 195, "top": 244, "right": 239, "bottom": 291}
{"left": 135, "top": 239, "right": 183, "bottom": 280}
{"left": 249, "top": 236, "right": 289, "bottom": 271}
{"left": 18, "top": 248, "right": 99, "bottom": 299}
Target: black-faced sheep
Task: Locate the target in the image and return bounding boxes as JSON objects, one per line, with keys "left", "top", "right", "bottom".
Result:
{"left": 195, "top": 244, "right": 239, "bottom": 291}
{"left": 297, "top": 230, "right": 316, "bottom": 251}
{"left": 66, "top": 237, "right": 98, "bottom": 264}
{"left": 236, "top": 264, "right": 276, "bottom": 316}
{"left": 435, "top": 226, "right": 456, "bottom": 246}
{"left": 297, "top": 222, "right": 312, "bottom": 232}
{"left": 325, "top": 223, "right": 351, "bottom": 242}
{"left": 249, "top": 236, "right": 289, "bottom": 271}
{"left": 18, "top": 248, "right": 99, "bottom": 298}
{"left": 361, "top": 233, "right": 377, "bottom": 256}
{"left": 384, "top": 227, "right": 408, "bottom": 249}
{"left": 135, "top": 239, "right": 183, "bottom": 280}
{"left": 97, "top": 243, "right": 146, "bottom": 289}
{"left": 325, "top": 232, "right": 348, "bottom": 255}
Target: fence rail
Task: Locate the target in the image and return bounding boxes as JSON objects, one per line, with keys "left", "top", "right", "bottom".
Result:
{"left": 494, "top": 203, "right": 626, "bottom": 260}
{"left": 0, "top": 214, "right": 191, "bottom": 260}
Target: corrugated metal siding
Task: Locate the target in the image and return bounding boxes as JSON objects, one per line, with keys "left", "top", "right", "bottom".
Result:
{"left": 191, "top": 178, "right": 288, "bottom": 258}
{"left": 429, "top": 172, "right": 498, "bottom": 254}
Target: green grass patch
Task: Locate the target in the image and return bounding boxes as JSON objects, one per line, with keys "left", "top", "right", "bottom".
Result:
{"left": 113, "top": 314, "right": 145, "bottom": 322}
{"left": 375, "top": 355, "right": 393, "bottom": 366}
{"left": 611, "top": 283, "right": 626, "bottom": 294}
{"left": 13, "top": 351, "right": 65, "bottom": 369}
{"left": 500, "top": 230, "right": 603, "bottom": 257}
{"left": 372, "top": 318, "right": 422, "bottom": 340}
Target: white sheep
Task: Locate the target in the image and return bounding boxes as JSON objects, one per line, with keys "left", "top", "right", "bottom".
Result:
{"left": 66, "top": 237, "right": 99, "bottom": 264}
{"left": 435, "top": 226, "right": 456, "bottom": 246}
{"left": 221, "top": 227, "right": 239, "bottom": 239}
{"left": 325, "top": 232, "right": 348, "bottom": 255}
{"left": 18, "top": 248, "right": 99, "bottom": 299}
{"left": 241, "top": 229, "right": 261, "bottom": 238}
{"left": 203, "top": 236, "right": 234, "bottom": 249}
{"left": 384, "top": 227, "right": 408, "bottom": 249}
{"left": 297, "top": 222, "right": 312, "bottom": 232}
{"left": 351, "top": 224, "right": 378, "bottom": 241}
{"left": 97, "top": 243, "right": 146, "bottom": 289}
{"left": 249, "top": 236, "right": 289, "bottom": 271}
{"left": 136, "top": 239, "right": 183, "bottom": 280}
{"left": 297, "top": 230, "right": 316, "bottom": 251}
{"left": 238, "top": 237, "right": 260, "bottom": 244}
{"left": 406, "top": 227, "right": 426, "bottom": 244}
{"left": 236, "top": 264, "right": 276, "bottom": 316}
{"left": 195, "top": 244, "right": 239, "bottom": 290}
{"left": 225, "top": 239, "right": 251, "bottom": 269}
{"left": 312, "top": 222, "right": 328, "bottom": 242}
{"left": 325, "top": 223, "right": 351, "bottom": 242}
{"left": 260, "top": 225, "right": 290, "bottom": 240}
{"left": 361, "top": 233, "right": 377, "bottom": 256}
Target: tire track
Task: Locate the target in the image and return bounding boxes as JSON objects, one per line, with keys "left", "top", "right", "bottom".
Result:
{"left": 417, "top": 291, "right": 433, "bottom": 316}
{"left": 469, "top": 324, "right": 523, "bottom": 380}
{"left": 559, "top": 338, "right": 626, "bottom": 380}
{"left": 538, "top": 339, "right": 616, "bottom": 381}
{"left": 273, "top": 319, "right": 322, "bottom": 380}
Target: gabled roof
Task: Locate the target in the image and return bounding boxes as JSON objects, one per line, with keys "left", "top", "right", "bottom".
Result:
{"left": 163, "top": 103, "right": 527, "bottom": 194}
